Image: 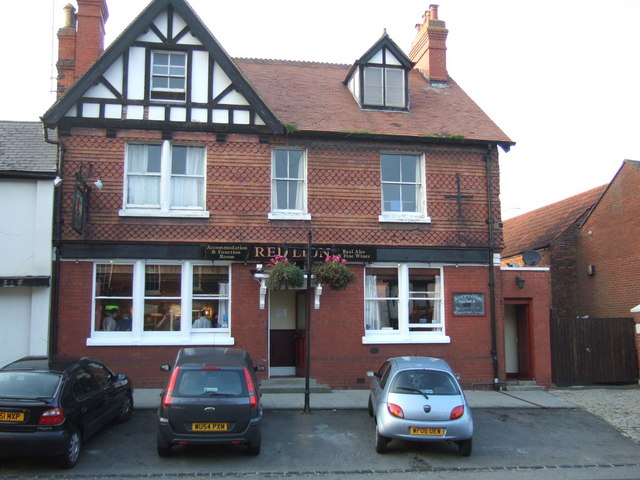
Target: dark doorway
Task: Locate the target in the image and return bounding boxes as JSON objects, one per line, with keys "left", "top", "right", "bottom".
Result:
{"left": 504, "top": 301, "right": 532, "bottom": 379}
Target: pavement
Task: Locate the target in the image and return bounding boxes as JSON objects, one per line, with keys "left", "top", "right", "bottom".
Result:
{"left": 135, "top": 384, "right": 640, "bottom": 445}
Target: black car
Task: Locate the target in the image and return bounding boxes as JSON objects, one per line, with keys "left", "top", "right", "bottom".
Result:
{"left": 157, "top": 347, "right": 264, "bottom": 456}
{"left": 0, "top": 356, "right": 133, "bottom": 468}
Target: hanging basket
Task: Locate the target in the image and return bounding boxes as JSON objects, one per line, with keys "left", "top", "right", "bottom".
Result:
{"left": 312, "top": 255, "right": 355, "bottom": 291}
{"left": 265, "top": 256, "right": 305, "bottom": 290}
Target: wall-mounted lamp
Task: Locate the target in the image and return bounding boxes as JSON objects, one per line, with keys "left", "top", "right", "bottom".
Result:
{"left": 515, "top": 276, "right": 525, "bottom": 289}
{"left": 75, "top": 162, "right": 103, "bottom": 191}
{"left": 53, "top": 176, "right": 63, "bottom": 187}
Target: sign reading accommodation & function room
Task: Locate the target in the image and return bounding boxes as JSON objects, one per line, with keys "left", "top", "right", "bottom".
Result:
{"left": 202, "top": 244, "right": 376, "bottom": 262}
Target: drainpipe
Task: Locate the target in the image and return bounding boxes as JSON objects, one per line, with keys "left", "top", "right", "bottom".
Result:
{"left": 43, "top": 124, "right": 65, "bottom": 356}
{"left": 485, "top": 144, "right": 500, "bottom": 390}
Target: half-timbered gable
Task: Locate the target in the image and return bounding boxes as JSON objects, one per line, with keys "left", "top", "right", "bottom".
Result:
{"left": 44, "top": 0, "right": 282, "bottom": 134}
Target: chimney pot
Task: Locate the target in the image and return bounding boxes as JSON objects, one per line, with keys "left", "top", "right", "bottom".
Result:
{"left": 63, "top": 4, "right": 76, "bottom": 28}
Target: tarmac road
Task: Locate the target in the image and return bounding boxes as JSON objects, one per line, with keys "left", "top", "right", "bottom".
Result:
{"left": 2, "top": 407, "right": 640, "bottom": 480}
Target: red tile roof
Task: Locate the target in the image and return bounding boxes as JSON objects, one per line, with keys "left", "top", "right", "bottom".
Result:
{"left": 235, "top": 58, "right": 512, "bottom": 144}
{"left": 502, "top": 185, "right": 607, "bottom": 257}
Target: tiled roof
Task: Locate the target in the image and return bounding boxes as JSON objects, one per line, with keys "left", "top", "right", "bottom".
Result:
{"left": 0, "top": 121, "right": 57, "bottom": 174}
{"left": 235, "top": 58, "right": 512, "bottom": 145}
{"left": 502, "top": 185, "right": 607, "bottom": 257}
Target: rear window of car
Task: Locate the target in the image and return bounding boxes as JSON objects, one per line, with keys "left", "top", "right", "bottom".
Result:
{"left": 0, "top": 372, "right": 62, "bottom": 398}
{"left": 175, "top": 368, "right": 246, "bottom": 397}
{"left": 391, "top": 369, "right": 460, "bottom": 395}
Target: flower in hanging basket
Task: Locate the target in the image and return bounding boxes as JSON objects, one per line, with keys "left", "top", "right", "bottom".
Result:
{"left": 265, "top": 255, "right": 304, "bottom": 290}
{"left": 312, "top": 254, "right": 355, "bottom": 291}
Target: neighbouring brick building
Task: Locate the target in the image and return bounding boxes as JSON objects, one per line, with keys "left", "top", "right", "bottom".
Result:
{"left": 42, "top": 0, "right": 552, "bottom": 392}
{"left": 503, "top": 160, "right": 640, "bottom": 382}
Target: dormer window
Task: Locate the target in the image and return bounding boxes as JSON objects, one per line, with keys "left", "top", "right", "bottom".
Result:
{"left": 363, "top": 64, "right": 405, "bottom": 107}
{"left": 151, "top": 51, "right": 186, "bottom": 101}
{"left": 344, "top": 34, "right": 413, "bottom": 111}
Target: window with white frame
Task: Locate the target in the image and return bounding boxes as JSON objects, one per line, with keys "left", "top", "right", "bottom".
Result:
{"left": 122, "top": 141, "right": 207, "bottom": 217}
{"left": 379, "top": 153, "right": 429, "bottom": 223}
{"left": 364, "top": 264, "right": 447, "bottom": 343}
{"left": 269, "top": 148, "right": 310, "bottom": 220}
{"left": 90, "top": 261, "right": 231, "bottom": 345}
{"left": 151, "top": 51, "right": 187, "bottom": 101}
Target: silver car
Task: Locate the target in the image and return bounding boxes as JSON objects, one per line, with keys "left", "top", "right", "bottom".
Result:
{"left": 368, "top": 356, "right": 473, "bottom": 456}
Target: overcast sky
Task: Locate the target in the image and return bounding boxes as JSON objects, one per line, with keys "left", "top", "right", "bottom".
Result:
{"left": 2, "top": 0, "right": 639, "bottom": 219}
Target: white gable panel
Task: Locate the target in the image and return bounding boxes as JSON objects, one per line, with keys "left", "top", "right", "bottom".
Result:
{"left": 255, "top": 115, "right": 265, "bottom": 126}
{"left": 63, "top": 105, "right": 77, "bottom": 117}
{"left": 127, "top": 47, "right": 146, "bottom": 100}
{"left": 212, "top": 109, "right": 228, "bottom": 124}
{"left": 385, "top": 49, "right": 401, "bottom": 66}
{"left": 105, "top": 104, "right": 122, "bottom": 119}
{"left": 219, "top": 90, "right": 249, "bottom": 106}
{"left": 82, "top": 104, "right": 100, "bottom": 118}
{"left": 103, "top": 57, "right": 124, "bottom": 94}
{"left": 126, "top": 105, "right": 144, "bottom": 120}
{"left": 191, "top": 108, "right": 208, "bottom": 123}
{"left": 135, "top": 23, "right": 163, "bottom": 43}
{"left": 370, "top": 50, "right": 383, "bottom": 64}
{"left": 191, "top": 50, "right": 209, "bottom": 103}
{"left": 150, "top": 11, "right": 170, "bottom": 39}
{"left": 85, "top": 83, "right": 117, "bottom": 99}
{"left": 149, "top": 106, "right": 165, "bottom": 121}
{"left": 212, "top": 63, "right": 232, "bottom": 99}
{"left": 173, "top": 13, "right": 201, "bottom": 45}
{"left": 234, "top": 110, "right": 250, "bottom": 125}
{"left": 170, "top": 107, "right": 186, "bottom": 122}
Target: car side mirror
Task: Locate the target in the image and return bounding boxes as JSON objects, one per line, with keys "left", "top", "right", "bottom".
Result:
{"left": 116, "top": 373, "right": 127, "bottom": 381}
{"left": 454, "top": 373, "right": 462, "bottom": 380}
{"left": 366, "top": 371, "right": 375, "bottom": 378}
{"left": 254, "top": 365, "right": 265, "bottom": 372}
{"left": 160, "top": 364, "right": 172, "bottom": 372}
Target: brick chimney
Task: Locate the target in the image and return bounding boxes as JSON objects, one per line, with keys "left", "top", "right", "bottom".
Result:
{"left": 56, "top": 0, "right": 109, "bottom": 98}
{"left": 409, "top": 4, "right": 449, "bottom": 83}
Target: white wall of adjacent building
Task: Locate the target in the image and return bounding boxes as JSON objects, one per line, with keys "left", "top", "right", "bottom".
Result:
{"left": 0, "top": 178, "right": 54, "bottom": 367}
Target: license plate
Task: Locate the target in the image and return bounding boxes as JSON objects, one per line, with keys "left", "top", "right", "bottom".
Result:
{"left": 192, "top": 422, "right": 228, "bottom": 432}
{"left": 0, "top": 411, "right": 24, "bottom": 422}
{"left": 410, "top": 427, "right": 445, "bottom": 436}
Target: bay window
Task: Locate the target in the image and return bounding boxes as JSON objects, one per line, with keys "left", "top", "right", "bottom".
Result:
{"left": 364, "top": 264, "right": 448, "bottom": 344}
{"left": 90, "top": 261, "right": 231, "bottom": 346}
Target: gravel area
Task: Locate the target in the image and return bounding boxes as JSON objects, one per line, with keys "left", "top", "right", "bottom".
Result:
{"left": 551, "top": 385, "right": 640, "bottom": 442}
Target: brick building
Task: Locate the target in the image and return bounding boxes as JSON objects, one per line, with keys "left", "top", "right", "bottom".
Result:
{"left": 42, "top": 0, "right": 552, "bottom": 392}
{"left": 503, "top": 161, "right": 640, "bottom": 382}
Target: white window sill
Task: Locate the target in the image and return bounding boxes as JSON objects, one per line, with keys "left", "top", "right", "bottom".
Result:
{"left": 86, "top": 334, "right": 234, "bottom": 346}
{"left": 119, "top": 209, "right": 210, "bottom": 219}
{"left": 378, "top": 214, "right": 431, "bottom": 224}
{"left": 362, "top": 333, "right": 450, "bottom": 344}
{"left": 268, "top": 212, "right": 311, "bottom": 221}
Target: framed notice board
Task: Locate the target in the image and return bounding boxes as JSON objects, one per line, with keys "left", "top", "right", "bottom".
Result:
{"left": 453, "top": 293, "right": 485, "bottom": 316}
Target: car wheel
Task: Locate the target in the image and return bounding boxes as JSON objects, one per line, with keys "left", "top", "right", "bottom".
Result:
{"left": 157, "top": 434, "right": 172, "bottom": 457}
{"left": 114, "top": 392, "right": 134, "bottom": 424}
{"left": 247, "top": 436, "right": 261, "bottom": 456}
{"left": 367, "top": 396, "right": 374, "bottom": 417}
{"left": 58, "top": 428, "right": 82, "bottom": 469}
{"left": 457, "top": 438, "right": 472, "bottom": 457}
{"left": 375, "top": 426, "right": 389, "bottom": 454}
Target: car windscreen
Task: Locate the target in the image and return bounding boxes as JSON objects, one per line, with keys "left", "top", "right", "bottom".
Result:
{"left": 391, "top": 369, "right": 460, "bottom": 395}
{"left": 0, "top": 371, "right": 62, "bottom": 398}
{"left": 175, "top": 368, "right": 246, "bottom": 397}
